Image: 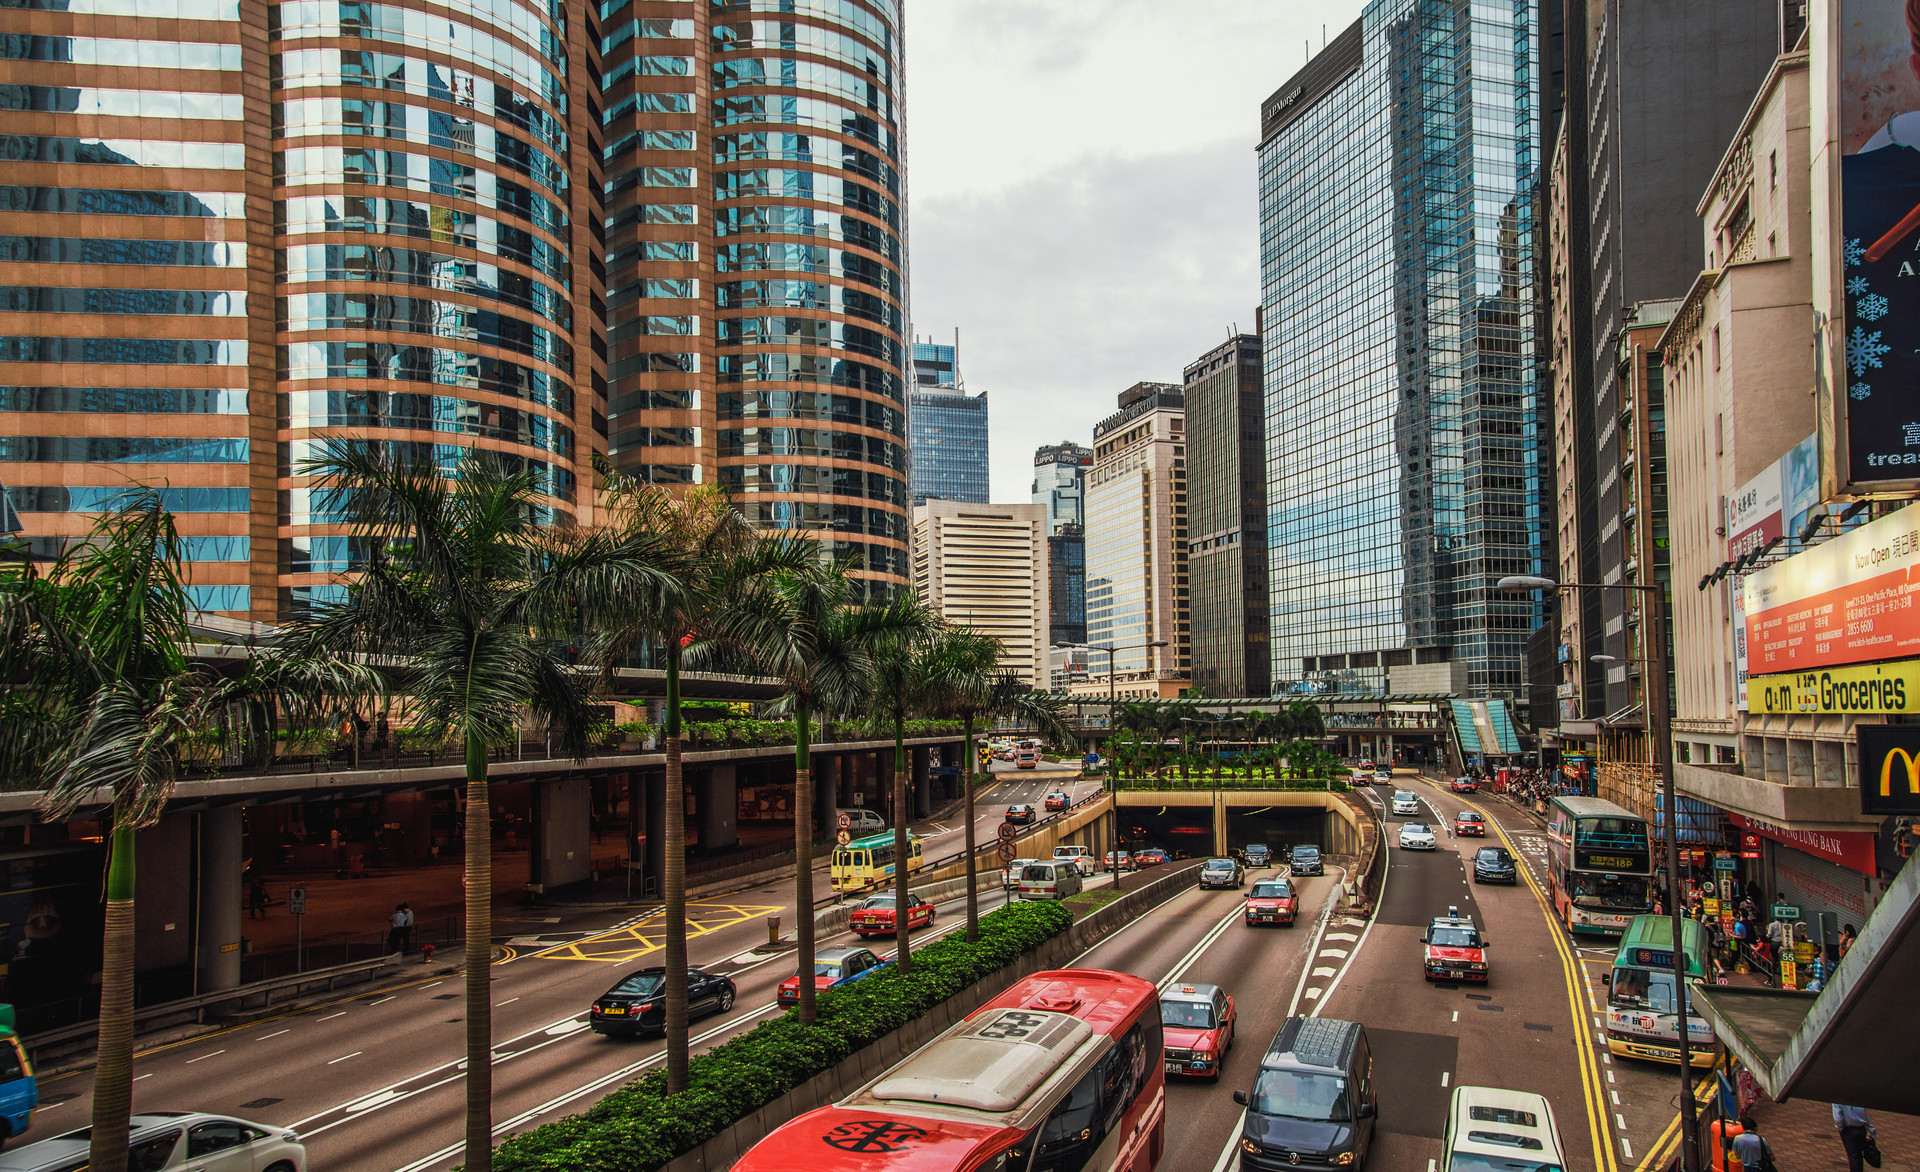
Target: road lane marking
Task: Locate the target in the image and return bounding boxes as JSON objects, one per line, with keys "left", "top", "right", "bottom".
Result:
{"left": 1312, "top": 967, "right": 1336, "bottom": 977}
{"left": 1616, "top": 1113, "right": 1627, "bottom": 1130}
{"left": 316, "top": 1012, "right": 347, "bottom": 1022}
{"left": 366, "top": 996, "right": 396, "bottom": 1007}
{"left": 1157, "top": 902, "right": 1244, "bottom": 991}
{"left": 257, "top": 1030, "right": 290, "bottom": 1041}
{"left": 1319, "top": 948, "right": 1348, "bottom": 958}
{"left": 1453, "top": 1010, "right": 1459, "bottom": 1022}
{"left": 184, "top": 1050, "right": 224, "bottom": 1063}
{"left": 1325, "top": 932, "right": 1358, "bottom": 942}
{"left": 497, "top": 997, "right": 519, "bottom": 1006}
{"left": 1621, "top": 1137, "right": 1634, "bottom": 1160}
{"left": 1611, "top": 1090, "right": 1620, "bottom": 1105}
{"left": 420, "top": 981, "right": 443, "bottom": 990}
{"left": 1441, "top": 1071, "right": 1450, "bottom": 1087}
{"left": 133, "top": 1073, "right": 151, "bottom": 1081}
{"left": 1303, "top": 987, "right": 1321, "bottom": 1000}
{"left": 328, "top": 1052, "right": 362, "bottom": 1065}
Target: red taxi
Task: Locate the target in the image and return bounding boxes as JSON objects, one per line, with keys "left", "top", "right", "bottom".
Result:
{"left": 1450, "top": 776, "right": 1479, "bottom": 793}
{"left": 1043, "top": 790, "right": 1070, "bottom": 811}
{"left": 777, "top": 945, "right": 890, "bottom": 1006}
{"left": 1454, "top": 810, "right": 1487, "bottom": 837}
{"left": 1160, "top": 982, "right": 1235, "bottom": 1079}
{"left": 848, "top": 892, "right": 936, "bottom": 938}
{"left": 1134, "top": 847, "right": 1170, "bottom": 866}
{"left": 1422, "top": 907, "right": 1490, "bottom": 983}
{"left": 1243, "top": 876, "right": 1298, "bottom": 926}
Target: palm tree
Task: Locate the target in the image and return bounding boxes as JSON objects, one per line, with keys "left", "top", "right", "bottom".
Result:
{"left": 285, "top": 445, "right": 677, "bottom": 1172}
{"left": 918, "top": 627, "right": 1005, "bottom": 942}
{"left": 864, "top": 606, "right": 943, "bottom": 974}
{"left": 0, "top": 491, "right": 375, "bottom": 1172}
{"left": 736, "top": 564, "right": 931, "bottom": 1024}
{"left": 593, "top": 473, "right": 812, "bottom": 1090}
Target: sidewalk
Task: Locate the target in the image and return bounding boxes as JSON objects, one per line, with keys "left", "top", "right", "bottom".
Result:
{"left": 1746, "top": 1094, "right": 1920, "bottom": 1172}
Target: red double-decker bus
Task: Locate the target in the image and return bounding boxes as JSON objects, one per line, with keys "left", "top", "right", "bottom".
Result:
{"left": 734, "top": 968, "right": 1165, "bottom": 1172}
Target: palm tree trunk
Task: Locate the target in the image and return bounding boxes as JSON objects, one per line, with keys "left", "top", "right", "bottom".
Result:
{"left": 792, "top": 703, "right": 817, "bottom": 1025}
{"left": 962, "top": 715, "right": 979, "bottom": 943}
{"left": 891, "top": 722, "right": 910, "bottom": 975}
{"left": 463, "top": 728, "right": 493, "bottom": 1172}
{"left": 662, "top": 648, "right": 689, "bottom": 1092}
{"left": 86, "top": 805, "right": 136, "bottom": 1172}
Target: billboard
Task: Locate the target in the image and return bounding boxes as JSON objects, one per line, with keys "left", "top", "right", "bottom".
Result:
{"left": 1817, "top": 0, "right": 1920, "bottom": 493}
{"left": 1727, "top": 435, "right": 1821, "bottom": 558}
{"left": 1747, "top": 659, "right": 1920, "bottom": 712}
{"left": 1858, "top": 723, "right": 1920, "bottom": 813}
{"left": 1742, "top": 499, "right": 1920, "bottom": 673}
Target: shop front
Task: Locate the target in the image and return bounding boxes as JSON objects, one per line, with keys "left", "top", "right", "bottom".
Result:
{"left": 1727, "top": 813, "right": 1880, "bottom": 946}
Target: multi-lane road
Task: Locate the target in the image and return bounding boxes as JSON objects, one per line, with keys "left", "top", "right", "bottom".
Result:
{"left": 38, "top": 761, "right": 1693, "bottom": 1172}
{"left": 32, "top": 758, "right": 1099, "bottom": 1172}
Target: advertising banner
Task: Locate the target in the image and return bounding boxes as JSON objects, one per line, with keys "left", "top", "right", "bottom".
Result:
{"left": 1726, "top": 436, "right": 1819, "bottom": 558}
{"left": 1746, "top": 659, "right": 1920, "bottom": 713}
{"left": 1743, "top": 500, "right": 1920, "bottom": 673}
{"left": 1733, "top": 574, "right": 1751, "bottom": 712}
{"left": 1820, "top": 1, "right": 1920, "bottom": 491}
{"left": 1857, "top": 723, "right": 1920, "bottom": 814}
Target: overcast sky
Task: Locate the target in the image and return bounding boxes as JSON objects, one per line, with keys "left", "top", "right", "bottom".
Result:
{"left": 903, "top": 0, "right": 1370, "bottom": 503}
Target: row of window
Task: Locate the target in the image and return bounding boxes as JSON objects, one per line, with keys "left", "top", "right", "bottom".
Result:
{"left": 281, "top": 292, "right": 572, "bottom": 366}
{"left": 605, "top": 239, "right": 696, "bottom": 269}
{"left": 604, "top": 201, "right": 694, "bottom": 233}
{"left": 716, "top": 316, "right": 899, "bottom": 363}
{"left": 274, "top": 3, "right": 565, "bottom": 109}
{"left": 715, "top": 0, "right": 892, "bottom": 52}
{"left": 714, "top": 352, "right": 902, "bottom": 398}
{"left": 0, "top": 287, "right": 245, "bottom": 316}
{"left": 0, "top": 35, "right": 241, "bottom": 70}
{"left": 0, "top": 87, "right": 243, "bottom": 120}
{"left": 277, "top": 98, "right": 568, "bottom": 196}
{"left": 0, "top": 336, "right": 245, "bottom": 364}
{"left": 600, "top": 89, "right": 691, "bottom": 122}
{"left": 284, "top": 389, "right": 573, "bottom": 454}
{"left": 605, "top": 350, "right": 698, "bottom": 378}
{"left": 279, "top": 195, "right": 569, "bottom": 285}
{"left": 733, "top": 499, "right": 906, "bottom": 541}
{"left": 715, "top": 389, "right": 909, "bottom": 437}
{"left": 713, "top": 240, "right": 898, "bottom": 294}
{"left": 716, "top": 279, "right": 898, "bottom": 329}
{"left": 0, "top": 435, "right": 248, "bottom": 462}
{"left": 714, "top": 131, "right": 900, "bottom": 195}
{"left": 715, "top": 56, "right": 891, "bottom": 120}
{"left": 712, "top": 19, "right": 892, "bottom": 83}
{"left": 607, "top": 277, "right": 696, "bottom": 304}
{"left": 278, "top": 146, "right": 568, "bottom": 237}
{"left": 717, "top": 462, "right": 904, "bottom": 506}
{"left": 719, "top": 426, "right": 903, "bottom": 471}
{"left": 281, "top": 242, "right": 571, "bottom": 329}
{"left": 0, "top": 186, "right": 243, "bottom": 218}
{"left": 282, "top": 485, "right": 568, "bottom": 525}
{"left": 0, "top": 136, "right": 244, "bottom": 169}
{"left": 0, "top": 386, "right": 246, "bottom": 414}
{"left": 7, "top": 485, "right": 247, "bottom": 512}
{"left": 280, "top": 340, "right": 571, "bottom": 411}
{"left": 714, "top": 168, "right": 898, "bottom": 227}
{"left": 598, "top": 16, "right": 691, "bottom": 48}
{"left": 715, "top": 94, "right": 895, "bottom": 156}
{"left": 275, "top": 50, "right": 571, "bottom": 151}
{"left": 21, "top": 534, "right": 252, "bottom": 561}
{"left": 713, "top": 203, "right": 899, "bottom": 262}
{"left": 606, "top": 314, "right": 694, "bottom": 342}
{"left": 282, "top": 437, "right": 573, "bottom": 499}
{"left": 601, "top": 131, "right": 694, "bottom": 160}
{"left": 3, "top": 0, "right": 239, "bottom": 18}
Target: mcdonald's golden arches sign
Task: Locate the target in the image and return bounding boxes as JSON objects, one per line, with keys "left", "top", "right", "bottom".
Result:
{"left": 1856, "top": 724, "right": 1920, "bottom": 815}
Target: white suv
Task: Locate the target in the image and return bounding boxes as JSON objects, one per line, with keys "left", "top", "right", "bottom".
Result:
{"left": 0, "top": 1113, "right": 307, "bottom": 1172}
{"left": 1052, "top": 845, "right": 1095, "bottom": 876}
{"left": 1391, "top": 791, "right": 1421, "bottom": 816}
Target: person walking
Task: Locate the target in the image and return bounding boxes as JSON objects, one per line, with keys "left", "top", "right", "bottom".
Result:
{"left": 1840, "top": 923, "right": 1858, "bottom": 958}
{"left": 1765, "top": 917, "right": 1789, "bottom": 981}
{"left": 248, "top": 877, "right": 269, "bottom": 921}
{"left": 1730, "top": 1121, "right": 1773, "bottom": 1172}
{"left": 1835, "top": 1103, "right": 1875, "bottom": 1172}
{"left": 387, "top": 904, "right": 408, "bottom": 955}
{"left": 399, "top": 901, "right": 415, "bottom": 953}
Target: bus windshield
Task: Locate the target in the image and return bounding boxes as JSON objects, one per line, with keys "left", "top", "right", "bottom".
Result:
{"left": 1251, "top": 1070, "right": 1350, "bottom": 1121}
{"left": 1610, "top": 968, "right": 1698, "bottom": 1016}
{"left": 1574, "top": 816, "right": 1648, "bottom": 850}
{"left": 1445, "top": 1157, "right": 1563, "bottom": 1172}
{"left": 1567, "top": 871, "right": 1649, "bottom": 910}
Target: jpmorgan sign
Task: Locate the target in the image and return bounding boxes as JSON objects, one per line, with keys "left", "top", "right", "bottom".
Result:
{"left": 1857, "top": 724, "right": 1920, "bottom": 815}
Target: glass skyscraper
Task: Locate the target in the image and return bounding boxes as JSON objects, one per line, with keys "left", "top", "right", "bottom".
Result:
{"left": 1258, "top": 4, "right": 1546, "bottom": 697}
{"left": 1033, "top": 441, "right": 1092, "bottom": 645}
{"left": 908, "top": 339, "right": 986, "bottom": 506}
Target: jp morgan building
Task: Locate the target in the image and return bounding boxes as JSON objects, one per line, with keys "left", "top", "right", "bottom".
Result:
{"left": 1256, "top": 7, "right": 1547, "bottom": 698}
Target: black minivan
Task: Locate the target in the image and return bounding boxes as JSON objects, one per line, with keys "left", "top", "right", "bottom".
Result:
{"left": 1289, "top": 844, "right": 1324, "bottom": 876}
{"left": 1234, "top": 1015, "right": 1376, "bottom": 1170}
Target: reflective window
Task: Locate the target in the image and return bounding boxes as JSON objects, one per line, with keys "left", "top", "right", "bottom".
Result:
{"left": 286, "top": 535, "right": 380, "bottom": 574}
{"left": 0, "top": 136, "right": 244, "bottom": 168}
{"left": 712, "top": 0, "right": 892, "bottom": 53}
{"left": 712, "top": 241, "right": 898, "bottom": 295}
{"left": 0, "top": 237, "right": 244, "bottom": 266}
{"left": 0, "top": 436, "right": 248, "bottom": 462}
{"left": 711, "top": 204, "right": 898, "bottom": 261}
{"left": 284, "top": 389, "right": 574, "bottom": 454}
{"left": 277, "top": 98, "right": 568, "bottom": 195}
{"left": 601, "top": 129, "right": 693, "bottom": 158}
{"left": 0, "top": 386, "right": 245, "bottom": 414}
{"left": 186, "top": 585, "right": 250, "bottom": 611}
{"left": 277, "top": 147, "right": 568, "bottom": 236}
{"left": 717, "top": 425, "right": 903, "bottom": 471}
{"left": 6, "top": 485, "right": 247, "bottom": 512}
{"left": 603, "top": 201, "right": 694, "bottom": 228}
{"left": 713, "top": 131, "right": 899, "bottom": 194}
{"left": 274, "top": 2, "right": 565, "bottom": 105}
{"left": 732, "top": 499, "right": 906, "bottom": 540}
{"left": 0, "top": 287, "right": 245, "bottom": 316}
{"left": 0, "top": 88, "right": 243, "bottom": 118}
{"left": 608, "top": 240, "right": 695, "bottom": 265}
{"left": 714, "top": 169, "right": 897, "bottom": 227}
{"left": 716, "top": 279, "right": 897, "bottom": 329}
{"left": 0, "top": 36, "right": 241, "bottom": 69}
{"left": 0, "top": 337, "right": 245, "bottom": 364}
{"left": 280, "top": 341, "right": 571, "bottom": 412}
{"left": 178, "top": 536, "right": 249, "bottom": 560}
{"left": 608, "top": 278, "right": 694, "bottom": 301}
{"left": 605, "top": 314, "right": 695, "bottom": 340}
{"left": 712, "top": 20, "right": 893, "bottom": 82}
{"left": 0, "top": 186, "right": 243, "bottom": 217}
{"left": 280, "top": 292, "right": 572, "bottom": 367}
{"left": 715, "top": 93, "right": 895, "bottom": 155}
{"left": 280, "top": 243, "right": 570, "bottom": 329}
{"left": 714, "top": 57, "right": 891, "bottom": 119}
{"left": 277, "top": 194, "right": 568, "bottom": 285}
{"left": 2, "top": 0, "right": 239, "bottom": 16}
{"left": 596, "top": 14, "right": 690, "bottom": 39}
{"left": 605, "top": 351, "right": 698, "bottom": 377}
{"left": 607, "top": 426, "right": 695, "bottom": 451}
{"left": 716, "top": 316, "right": 899, "bottom": 364}
{"left": 714, "top": 358, "right": 902, "bottom": 401}
{"left": 285, "top": 438, "right": 574, "bottom": 500}
{"left": 600, "top": 90, "right": 691, "bottom": 118}
{"left": 276, "top": 49, "right": 571, "bottom": 150}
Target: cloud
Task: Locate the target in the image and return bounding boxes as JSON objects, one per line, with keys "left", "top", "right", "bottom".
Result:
{"left": 908, "top": 138, "right": 1260, "bottom": 501}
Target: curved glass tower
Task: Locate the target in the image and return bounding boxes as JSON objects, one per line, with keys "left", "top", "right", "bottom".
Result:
{"left": 601, "top": 0, "right": 910, "bottom": 595}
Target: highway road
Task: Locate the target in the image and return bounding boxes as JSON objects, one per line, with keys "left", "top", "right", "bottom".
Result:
{"left": 31, "top": 758, "right": 1100, "bottom": 1171}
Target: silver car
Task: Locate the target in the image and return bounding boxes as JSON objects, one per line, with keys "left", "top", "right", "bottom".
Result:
{"left": 0, "top": 1113, "right": 307, "bottom": 1172}
{"left": 1198, "top": 857, "right": 1244, "bottom": 889}
{"left": 1391, "top": 790, "right": 1421, "bottom": 815}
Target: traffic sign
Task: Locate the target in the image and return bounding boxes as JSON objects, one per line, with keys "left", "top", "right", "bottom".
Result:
{"left": 836, "top": 830, "right": 851, "bottom": 847}
{"left": 1712, "top": 855, "right": 1738, "bottom": 872}
{"left": 997, "top": 841, "right": 1017, "bottom": 863}
{"left": 996, "top": 821, "right": 1018, "bottom": 843}
{"left": 851, "top": 791, "right": 862, "bottom": 805}
{"left": 288, "top": 886, "right": 307, "bottom": 915}
{"left": 1772, "top": 902, "right": 1802, "bottom": 920}
{"left": 837, "top": 812, "right": 851, "bottom": 831}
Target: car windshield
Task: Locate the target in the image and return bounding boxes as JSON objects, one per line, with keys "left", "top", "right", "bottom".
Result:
{"left": 1021, "top": 865, "right": 1056, "bottom": 881}
{"left": 1460, "top": 814, "right": 1482, "bottom": 822}
{"left": 1161, "top": 1000, "right": 1218, "bottom": 1029}
{"left": 859, "top": 896, "right": 896, "bottom": 909}
{"left": 1247, "top": 843, "right": 1268, "bottom": 853}
{"left": 610, "top": 974, "right": 663, "bottom": 997}
{"left": 1251, "top": 883, "right": 1293, "bottom": 899}
{"left": 1430, "top": 928, "right": 1479, "bottom": 948}
{"left": 1404, "top": 824, "right": 1432, "bottom": 835}
{"left": 1478, "top": 850, "right": 1512, "bottom": 865}
{"left": 1567, "top": 871, "right": 1651, "bottom": 911}
{"left": 814, "top": 961, "right": 848, "bottom": 977}
{"left": 1609, "top": 968, "right": 1699, "bottom": 1016}
{"left": 1251, "top": 1070, "right": 1351, "bottom": 1121}
{"left": 1293, "top": 847, "right": 1318, "bottom": 858}
{"left": 1205, "top": 860, "right": 1235, "bottom": 870}
{"left": 1444, "top": 1157, "right": 1562, "bottom": 1172}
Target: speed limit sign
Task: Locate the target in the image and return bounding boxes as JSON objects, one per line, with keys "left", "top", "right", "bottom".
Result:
{"left": 836, "top": 811, "right": 851, "bottom": 831}
{"left": 997, "top": 841, "right": 1017, "bottom": 862}
{"left": 836, "top": 829, "right": 851, "bottom": 847}
{"left": 996, "top": 821, "right": 1018, "bottom": 843}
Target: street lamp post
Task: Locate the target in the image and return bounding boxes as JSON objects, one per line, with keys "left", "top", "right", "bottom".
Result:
{"left": 1054, "top": 636, "right": 1169, "bottom": 889}
{"left": 1498, "top": 574, "right": 1695, "bottom": 1172}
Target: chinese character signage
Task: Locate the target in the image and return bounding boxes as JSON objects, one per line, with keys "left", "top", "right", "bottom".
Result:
{"left": 1744, "top": 500, "right": 1920, "bottom": 673}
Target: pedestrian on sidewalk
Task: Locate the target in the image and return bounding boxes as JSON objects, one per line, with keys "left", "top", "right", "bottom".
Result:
{"left": 1840, "top": 923, "right": 1858, "bottom": 958}
{"left": 1765, "top": 917, "right": 1789, "bottom": 980}
{"left": 248, "top": 877, "right": 269, "bottom": 920}
{"left": 1730, "top": 1120, "right": 1774, "bottom": 1172}
{"left": 1834, "top": 1103, "right": 1875, "bottom": 1172}
{"left": 388, "top": 904, "right": 408, "bottom": 955}
{"left": 399, "top": 901, "right": 414, "bottom": 952}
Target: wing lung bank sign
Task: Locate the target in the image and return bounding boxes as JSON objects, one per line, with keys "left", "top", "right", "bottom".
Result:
{"left": 1858, "top": 724, "right": 1920, "bottom": 814}
{"left": 1744, "top": 500, "right": 1920, "bottom": 673}
{"left": 1747, "top": 660, "right": 1920, "bottom": 713}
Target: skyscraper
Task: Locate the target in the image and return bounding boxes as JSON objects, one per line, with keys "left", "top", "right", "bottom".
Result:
{"left": 1083, "top": 382, "right": 1188, "bottom": 694}
{"left": 1257, "top": 6, "right": 1546, "bottom": 697}
{"left": 0, "top": 0, "right": 602, "bottom": 619}
{"left": 567, "top": 0, "right": 912, "bottom": 593}
{"left": 908, "top": 337, "right": 986, "bottom": 506}
{"left": 1185, "top": 332, "right": 1269, "bottom": 699}
{"left": 912, "top": 500, "right": 1047, "bottom": 687}
{"left": 1033, "top": 441, "right": 1091, "bottom": 646}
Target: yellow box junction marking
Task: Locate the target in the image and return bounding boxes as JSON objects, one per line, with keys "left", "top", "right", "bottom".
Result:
{"left": 539, "top": 901, "right": 785, "bottom": 963}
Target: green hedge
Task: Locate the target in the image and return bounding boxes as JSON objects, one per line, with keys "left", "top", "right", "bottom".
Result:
{"left": 491, "top": 899, "right": 1074, "bottom": 1172}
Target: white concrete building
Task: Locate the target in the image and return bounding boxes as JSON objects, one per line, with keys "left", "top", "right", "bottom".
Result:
{"left": 912, "top": 500, "right": 1049, "bottom": 687}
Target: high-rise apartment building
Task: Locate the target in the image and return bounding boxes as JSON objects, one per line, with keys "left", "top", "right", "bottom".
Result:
{"left": 1083, "top": 382, "right": 1188, "bottom": 694}
{"left": 0, "top": 0, "right": 603, "bottom": 620}
{"left": 1257, "top": 7, "right": 1546, "bottom": 698}
{"left": 1184, "top": 332, "right": 1268, "bottom": 698}
{"left": 1033, "top": 441, "right": 1091, "bottom": 646}
{"left": 907, "top": 337, "right": 986, "bottom": 506}
{"left": 602, "top": 2, "right": 910, "bottom": 595}
{"left": 911, "top": 499, "right": 1046, "bottom": 687}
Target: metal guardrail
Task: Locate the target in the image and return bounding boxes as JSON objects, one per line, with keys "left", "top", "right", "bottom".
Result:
{"left": 24, "top": 954, "right": 405, "bottom": 1051}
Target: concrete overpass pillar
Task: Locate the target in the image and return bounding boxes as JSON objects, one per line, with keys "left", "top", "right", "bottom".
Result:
{"left": 699, "top": 765, "right": 737, "bottom": 850}
{"left": 197, "top": 807, "right": 243, "bottom": 992}
{"left": 813, "top": 751, "right": 836, "bottom": 838}
{"left": 912, "top": 747, "right": 931, "bottom": 819}
{"left": 535, "top": 776, "right": 590, "bottom": 892}
{"left": 1213, "top": 794, "right": 1228, "bottom": 858}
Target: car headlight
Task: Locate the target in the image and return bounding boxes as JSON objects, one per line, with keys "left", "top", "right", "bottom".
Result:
{"left": 1241, "top": 1139, "right": 1263, "bottom": 1156}
{"left": 1468, "top": 962, "right": 1487, "bottom": 970}
{"left": 1334, "top": 1152, "right": 1356, "bottom": 1165}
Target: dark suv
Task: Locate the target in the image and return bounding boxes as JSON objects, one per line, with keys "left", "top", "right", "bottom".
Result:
{"left": 1243, "top": 843, "right": 1273, "bottom": 869}
{"left": 1234, "top": 1015, "right": 1376, "bottom": 1170}
{"left": 1289, "top": 845, "right": 1324, "bottom": 876}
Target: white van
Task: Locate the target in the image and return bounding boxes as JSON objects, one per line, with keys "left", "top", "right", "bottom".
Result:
{"left": 836, "top": 808, "right": 886, "bottom": 833}
{"left": 1052, "top": 845, "right": 1095, "bottom": 876}
{"left": 1441, "top": 1086, "right": 1565, "bottom": 1172}
{"left": 1016, "top": 861, "right": 1084, "bottom": 901}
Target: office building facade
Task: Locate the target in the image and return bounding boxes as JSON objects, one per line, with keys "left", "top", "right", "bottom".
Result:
{"left": 911, "top": 499, "right": 1046, "bottom": 687}
{"left": 1033, "top": 441, "right": 1091, "bottom": 646}
{"left": 1257, "top": 7, "right": 1546, "bottom": 698}
{"left": 1184, "top": 332, "right": 1269, "bottom": 698}
{"left": 908, "top": 338, "right": 986, "bottom": 505}
{"left": 1084, "top": 382, "right": 1188, "bottom": 686}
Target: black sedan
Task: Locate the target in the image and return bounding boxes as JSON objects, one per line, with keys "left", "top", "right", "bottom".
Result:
{"left": 1288, "top": 845, "right": 1324, "bottom": 876}
{"left": 1005, "top": 804, "right": 1037, "bottom": 825}
{"left": 1473, "top": 846, "right": 1518, "bottom": 884}
{"left": 590, "top": 967, "right": 737, "bottom": 1036}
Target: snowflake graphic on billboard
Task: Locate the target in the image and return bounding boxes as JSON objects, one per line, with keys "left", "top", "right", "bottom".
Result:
{"left": 1849, "top": 326, "right": 1892, "bottom": 375}
{"left": 1852, "top": 381, "right": 1874, "bottom": 400}
{"left": 1849, "top": 275, "right": 1870, "bottom": 295}
{"left": 1857, "top": 293, "right": 1891, "bottom": 322}
{"left": 1847, "top": 237, "right": 1867, "bottom": 266}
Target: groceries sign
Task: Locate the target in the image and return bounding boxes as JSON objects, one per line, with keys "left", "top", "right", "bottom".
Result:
{"left": 1744, "top": 501, "right": 1920, "bottom": 674}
